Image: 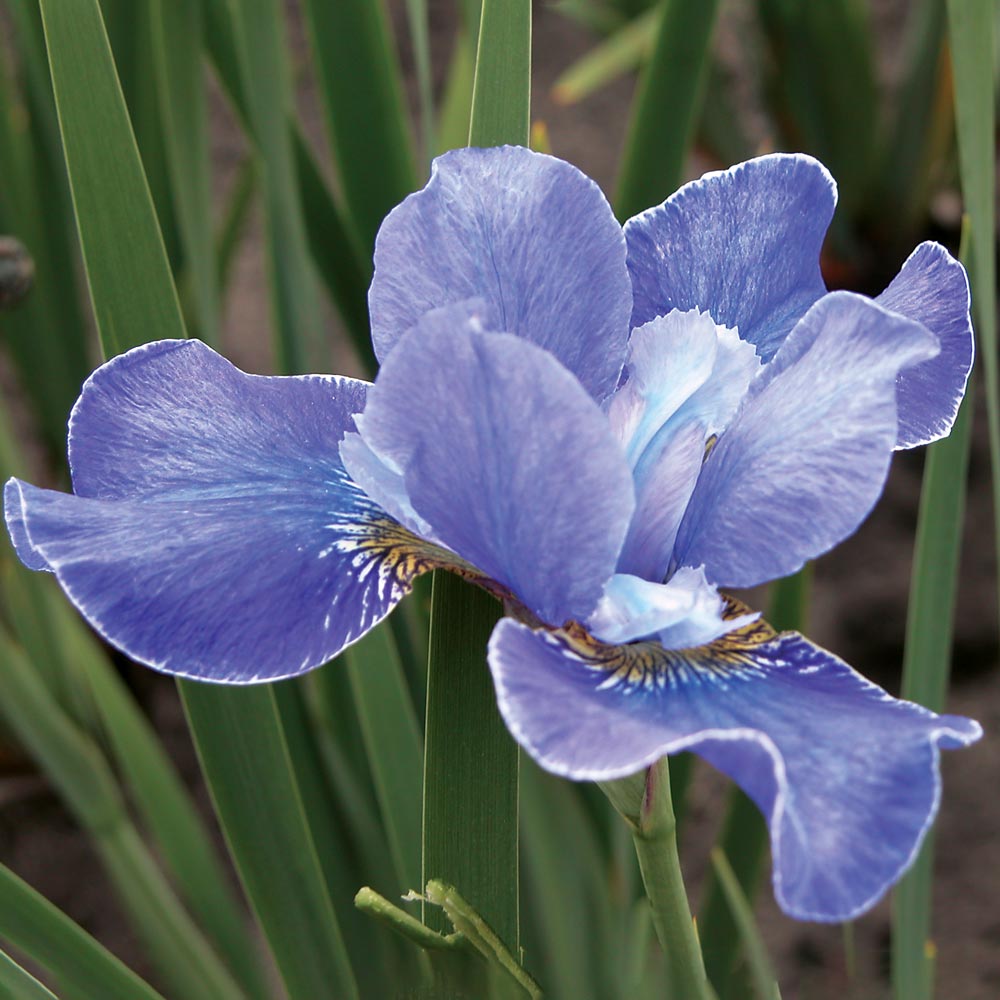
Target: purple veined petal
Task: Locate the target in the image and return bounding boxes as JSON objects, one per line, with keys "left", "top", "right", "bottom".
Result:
{"left": 69, "top": 339, "right": 366, "bottom": 499}
{"left": 875, "top": 242, "right": 974, "bottom": 450}
{"left": 607, "top": 309, "right": 760, "bottom": 581}
{"left": 488, "top": 616, "right": 981, "bottom": 921}
{"left": 624, "top": 153, "right": 835, "bottom": 361}
{"left": 5, "top": 477, "right": 436, "bottom": 683}
{"left": 341, "top": 300, "right": 493, "bottom": 546}
{"left": 7, "top": 339, "right": 445, "bottom": 682}
{"left": 351, "top": 323, "right": 636, "bottom": 627}
{"left": 369, "top": 145, "right": 632, "bottom": 401}
{"left": 674, "top": 292, "right": 940, "bottom": 588}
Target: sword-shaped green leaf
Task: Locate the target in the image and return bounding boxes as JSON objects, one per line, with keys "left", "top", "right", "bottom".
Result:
{"left": 0, "top": 863, "right": 165, "bottom": 1000}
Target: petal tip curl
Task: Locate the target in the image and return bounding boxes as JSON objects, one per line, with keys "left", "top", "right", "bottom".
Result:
{"left": 5, "top": 477, "right": 51, "bottom": 572}
{"left": 877, "top": 240, "right": 975, "bottom": 451}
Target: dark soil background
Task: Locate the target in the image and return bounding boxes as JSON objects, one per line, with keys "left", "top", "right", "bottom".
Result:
{"left": 1, "top": 1, "right": 997, "bottom": 998}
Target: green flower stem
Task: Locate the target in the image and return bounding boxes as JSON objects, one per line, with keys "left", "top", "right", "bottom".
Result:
{"left": 606, "top": 759, "right": 712, "bottom": 999}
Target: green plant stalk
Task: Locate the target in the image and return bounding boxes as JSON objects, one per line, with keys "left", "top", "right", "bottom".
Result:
{"left": 756, "top": 0, "right": 878, "bottom": 226}
{"left": 421, "top": 0, "right": 530, "bottom": 955}
{"left": 422, "top": 575, "right": 517, "bottom": 948}
{"left": 0, "top": 950, "right": 58, "bottom": 1000}
{"left": 467, "top": 0, "right": 531, "bottom": 147}
{"left": 345, "top": 625, "right": 424, "bottom": 894}
{"left": 616, "top": 759, "right": 711, "bottom": 999}
{"left": 300, "top": 0, "right": 416, "bottom": 256}
{"left": 699, "top": 790, "right": 769, "bottom": 997}
{"left": 0, "top": 634, "right": 245, "bottom": 1000}
{"left": 181, "top": 683, "right": 360, "bottom": 1000}
{"left": 38, "top": 3, "right": 358, "bottom": 996}
{"left": 2, "top": 563, "right": 266, "bottom": 1000}
{"left": 151, "top": 0, "right": 218, "bottom": 344}
{"left": 892, "top": 382, "right": 974, "bottom": 999}
{"left": 615, "top": 0, "right": 720, "bottom": 221}
{"left": 708, "top": 849, "right": 779, "bottom": 1000}
{"left": 293, "top": 131, "right": 375, "bottom": 371}
{"left": 946, "top": 0, "right": 998, "bottom": 623}
{"left": 227, "top": 0, "right": 323, "bottom": 374}
{"left": 879, "top": 0, "right": 949, "bottom": 239}
{"left": 551, "top": 7, "right": 657, "bottom": 106}
{"left": 520, "top": 762, "right": 616, "bottom": 999}
{"left": 405, "top": 0, "right": 435, "bottom": 163}
{"left": 0, "top": 25, "right": 89, "bottom": 451}
{"left": 215, "top": 153, "right": 256, "bottom": 295}
{"left": 436, "top": 29, "right": 476, "bottom": 156}
{"left": 423, "top": 880, "right": 543, "bottom": 998}
{"left": 102, "top": 0, "right": 184, "bottom": 274}
{"left": 270, "top": 679, "right": 401, "bottom": 1000}
{"left": 0, "top": 863, "right": 166, "bottom": 1000}
{"left": 38, "top": 0, "right": 185, "bottom": 358}
{"left": 200, "top": 0, "right": 373, "bottom": 361}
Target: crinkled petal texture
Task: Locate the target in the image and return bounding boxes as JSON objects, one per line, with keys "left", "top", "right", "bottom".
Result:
{"left": 369, "top": 145, "right": 632, "bottom": 400}
{"left": 488, "top": 618, "right": 982, "bottom": 921}
{"left": 876, "top": 241, "right": 974, "bottom": 449}
{"left": 5, "top": 340, "right": 429, "bottom": 683}
{"left": 674, "top": 293, "right": 940, "bottom": 587}
{"left": 625, "top": 154, "right": 835, "bottom": 362}
{"left": 343, "top": 323, "right": 636, "bottom": 627}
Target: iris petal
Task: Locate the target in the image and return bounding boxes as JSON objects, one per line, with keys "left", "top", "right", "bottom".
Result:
{"left": 876, "top": 242, "right": 974, "bottom": 449}
{"left": 608, "top": 310, "right": 760, "bottom": 580}
{"left": 675, "top": 293, "right": 939, "bottom": 587}
{"left": 6, "top": 339, "right": 435, "bottom": 681}
{"left": 369, "top": 146, "right": 632, "bottom": 400}
{"left": 352, "top": 323, "right": 636, "bottom": 627}
{"left": 488, "top": 616, "right": 981, "bottom": 921}
{"left": 588, "top": 567, "right": 756, "bottom": 647}
{"left": 624, "top": 154, "right": 835, "bottom": 361}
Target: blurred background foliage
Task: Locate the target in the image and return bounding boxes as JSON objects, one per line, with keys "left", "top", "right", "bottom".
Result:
{"left": 0, "top": 1, "right": 994, "bottom": 998}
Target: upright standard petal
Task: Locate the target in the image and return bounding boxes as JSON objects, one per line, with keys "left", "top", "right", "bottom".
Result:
{"left": 876, "top": 242, "right": 974, "bottom": 449}
{"left": 624, "top": 154, "right": 835, "bottom": 360}
{"left": 369, "top": 145, "right": 632, "bottom": 400}
{"left": 488, "top": 616, "right": 981, "bottom": 921}
{"left": 347, "top": 324, "right": 636, "bottom": 627}
{"left": 608, "top": 310, "right": 760, "bottom": 580}
{"left": 674, "top": 293, "right": 940, "bottom": 587}
{"left": 8, "top": 340, "right": 439, "bottom": 682}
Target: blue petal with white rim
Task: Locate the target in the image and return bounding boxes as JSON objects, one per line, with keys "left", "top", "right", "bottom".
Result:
{"left": 674, "top": 292, "right": 939, "bottom": 587}
{"left": 369, "top": 145, "right": 633, "bottom": 401}
{"left": 623, "top": 154, "right": 973, "bottom": 449}
{"left": 5, "top": 340, "right": 442, "bottom": 682}
{"left": 624, "top": 154, "right": 836, "bottom": 362}
{"left": 875, "top": 241, "right": 975, "bottom": 449}
{"left": 488, "top": 611, "right": 982, "bottom": 921}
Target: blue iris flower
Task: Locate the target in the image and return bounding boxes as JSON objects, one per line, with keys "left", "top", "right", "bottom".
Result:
{"left": 5, "top": 146, "right": 981, "bottom": 922}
